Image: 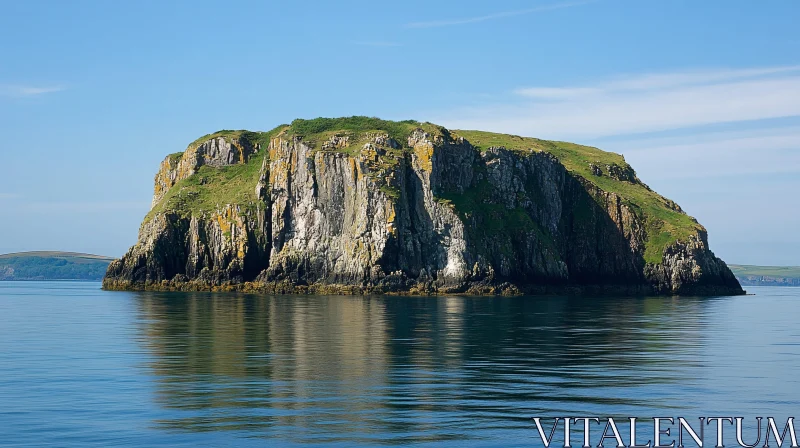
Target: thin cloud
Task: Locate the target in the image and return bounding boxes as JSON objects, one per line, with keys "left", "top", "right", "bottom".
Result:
{"left": 0, "top": 84, "right": 65, "bottom": 97}
{"left": 434, "top": 66, "right": 800, "bottom": 139}
{"left": 612, "top": 127, "right": 800, "bottom": 180}
{"left": 514, "top": 87, "right": 600, "bottom": 99}
{"left": 405, "top": 1, "right": 593, "bottom": 28}
{"left": 352, "top": 41, "right": 402, "bottom": 47}
{"left": 0, "top": 193, "right": 19, "bottom": 199}
{"left": 515, "top": 65, "right": 800, "bottom": 99}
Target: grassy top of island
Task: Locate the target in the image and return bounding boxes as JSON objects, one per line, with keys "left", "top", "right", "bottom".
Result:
{"left": 147, "top": 116, "right": 704, "bottom": 264}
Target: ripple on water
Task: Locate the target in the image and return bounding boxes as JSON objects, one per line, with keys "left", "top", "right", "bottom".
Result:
{"left": 0, "top": 283, "right": 797, "bottom": 446}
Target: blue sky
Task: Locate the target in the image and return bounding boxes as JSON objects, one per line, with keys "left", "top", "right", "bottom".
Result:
{"left": 1, "top": 0, "right": 799, "bottom": 265}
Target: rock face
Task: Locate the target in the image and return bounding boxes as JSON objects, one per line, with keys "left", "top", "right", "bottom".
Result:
{"left": 104, "top": 118, "right": 744, "bottom": 296}
{"left": 152, "top": 136, "right": 257, "bottom": 207}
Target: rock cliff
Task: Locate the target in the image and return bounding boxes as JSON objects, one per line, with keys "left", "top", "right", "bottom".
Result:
{"left": 104, "top": 117, "right": 744, "bottom": 295}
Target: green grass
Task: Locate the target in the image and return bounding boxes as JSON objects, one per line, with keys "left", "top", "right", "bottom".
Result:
{"left": 452, "top": 129, "right": 702, "bottom": 263}
{"left": 436, "top": 176, "right": 559, "bottom": 259}
{"left": 166, "top": 152, "right": 183, "bottom": 164}
{"left": 449, "top": 130, "right": 548, "bottom": 154}
{"left": 146, "top": 126, "right": 284, "bottom": 220}
{"left": 280, "top": 117, "right": 445, "bottom": 199}
{"left": 281, "top": 117, "right": 446, "bottom": 160}
{"left": 148, "top": 118, "right": 427, "bottom": 220}
{"left": 292, "top": 129, "right": 383, "bottom": 156}
{"left": 545, "top": 140, "right": 700, "bottom": 263}
{"left": 437, "top": 179, "right": 533, "bottom": 231}
{"left": 286, "top": 116, "right": 423, "bottom": 143}
{"left": 147, "top": 153, "right": 266, "bottom": 220}
{"left": 187, "top": 128, "right": 280, "bottom": 151}
{"left": 379, "top": 184, "right": 401, "bottom": 200}
{"left": 728, "top": 265, "right": 800, "bottom": 278}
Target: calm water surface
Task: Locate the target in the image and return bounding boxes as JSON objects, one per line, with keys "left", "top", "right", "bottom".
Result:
{"left": 0, "top": 282, "right": 798, "bottom": 447}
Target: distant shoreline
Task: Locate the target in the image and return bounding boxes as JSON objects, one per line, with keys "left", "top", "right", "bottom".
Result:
{"left": 2, "top": 252, "right": 799, "bottom": 287}
{"left": 0, "top": 251, "right": 113, "bottom": 282}
{"left": 734, "top": 277, "right": 800, "bottom": 287}
{"left": 0, "top": 279, "right": 103, "bottom": 282}
{"left": 729, "top": 264, "right": 800, "bottom": 287}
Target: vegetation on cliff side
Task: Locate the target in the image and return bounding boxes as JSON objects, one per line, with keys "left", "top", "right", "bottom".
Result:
{"left": 146, "top": 126, "right": 284, "bottom": 221}
{"left": 147, "top": 116, "right": 702, "bottom": 264}
{"left": 453, "top": 130, "right": 702, "bottom": 263}
{"left": 286, "top": 116, "right": 423, "bottom": 143}
{"left": 187, "top": 128, "right": 279, "bottom": 151}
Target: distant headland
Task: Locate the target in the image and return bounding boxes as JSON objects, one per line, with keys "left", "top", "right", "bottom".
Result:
{"left": 0, "top": 252, "right": 114, "bottom": 281}
{"left": 729, "top": 265, "right": 800, "bottom": 287}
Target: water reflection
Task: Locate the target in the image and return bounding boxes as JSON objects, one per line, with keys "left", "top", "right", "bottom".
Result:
{"left": 133, "top": 293, "right": 715, "bottom": 444}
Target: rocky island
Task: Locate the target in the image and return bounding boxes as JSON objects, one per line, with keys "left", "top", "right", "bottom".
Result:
{"left": 104, "top": 117, "right": 743, "bottom": 296}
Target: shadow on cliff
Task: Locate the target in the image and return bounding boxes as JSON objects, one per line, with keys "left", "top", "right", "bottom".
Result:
{"left": 557, "top": 173, "right": 647, "bottom": 288}
{"left": 377, "top": 158, "right": 448, "bottom": 284}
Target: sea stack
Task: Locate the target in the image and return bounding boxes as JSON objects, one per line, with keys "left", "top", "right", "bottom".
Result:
{"left": 103, "top": 117, "right": 744, "bottom": 296}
